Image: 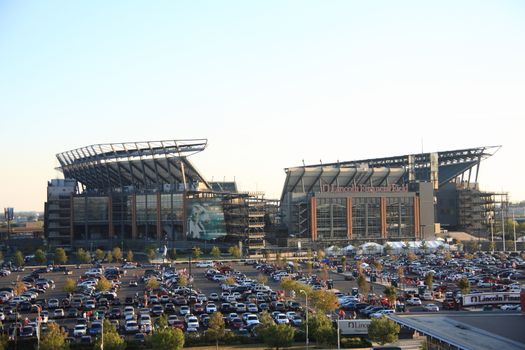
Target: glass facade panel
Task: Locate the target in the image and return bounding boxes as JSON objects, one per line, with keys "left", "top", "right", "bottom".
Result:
{"left": 86, "top": 197, "right": 108, "bottom": 222}
{"left": 73, "top": 197, "right": 86, "bottom": 222}
{"left": 316, "top": 198, "right": 347, "bottom": 239}
{"left": 366, "top": 198, "right": 381, "bottom": 238}
{"left": 352, "top": 198, "right": 366, "bottom": 238}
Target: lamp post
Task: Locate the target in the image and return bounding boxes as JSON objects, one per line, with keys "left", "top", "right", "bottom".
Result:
{"left": 299, "top": 289, "right": 309, "bottom": 350}
{"left": 489, "top": 216, "right": 494, "bottom": 252}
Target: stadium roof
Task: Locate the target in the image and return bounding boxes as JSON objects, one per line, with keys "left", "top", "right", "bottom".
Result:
{"left": 281, "top": 146, "right": 500, "bottom": 200}
{"left": 57, "top": 140, "right": 211, "bottom": 191}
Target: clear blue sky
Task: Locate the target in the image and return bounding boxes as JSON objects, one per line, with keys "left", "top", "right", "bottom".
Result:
{"left": 1, "top": 0, "right": 524, "bottom": 211}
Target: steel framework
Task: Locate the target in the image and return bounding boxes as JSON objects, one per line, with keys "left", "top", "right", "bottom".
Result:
{"left": 56, "top": 139, "right": 210, "bottom": 192}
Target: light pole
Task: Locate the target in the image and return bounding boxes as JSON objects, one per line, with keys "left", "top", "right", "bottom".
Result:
{"left": 489, "top": 216, "right": 494, "bottom": 252}
{"left": 512, "top": 211, "right": 517, "bottom": 252}
{"left": 300, "top": 289, "right": 309, "bottom": 350}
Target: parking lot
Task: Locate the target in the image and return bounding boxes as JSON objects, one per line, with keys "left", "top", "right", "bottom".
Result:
{"left": 0, "top": 249, "right": 523, "bottom": 347}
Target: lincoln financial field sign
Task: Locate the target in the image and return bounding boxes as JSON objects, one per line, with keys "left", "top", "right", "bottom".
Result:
{"left": 320, "top": 184, "right": 409, "bottom": 193}
{"left": 462, "top": 292, "right": 521, "bottom": 306}
{"left": 339, "top": 320, "right": 371, "bottom": 335}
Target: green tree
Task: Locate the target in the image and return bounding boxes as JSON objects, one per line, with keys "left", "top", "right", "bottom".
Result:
{"left": 424, "top": 272, "right": 434, "bottom": 291}
{"left": 76, "top": 248, "right": 91, "bottom": 264}
{"left": 0, "top": 251, "right": 3, "bottom": 263}
{"left": 309, "top": 312, "right": 335, "bottom": 346}
{"left": 106, "top": 251, "right": 113, "bottom": 263}
{"left": 0, "top": 334, "right": 7, "bottom": 350}
{"left": 228, "top": 245, "right": 241, "bottom": 258}
{"left": 192, "top": 246, "right": 202, "bottom": 259}
{"left": 383, "top": 285, "right": 397, "bottom": 307}
{"left": 368, "top": 316, "right": 400, "bottom": 345}
{"left": 206, "top": 311, "right": 226, "bottom": 350}
{"left": 13, "top": 250, "right": 24, "bottom": 267}
{"left": 488, "top": 241, "right": 496, "bottom": 252}
{"left": 311, "top": 289, "right": 339, "bottom": 312}
{"left": 257, "top": 273, "right": 268, "bottom": 285}
{"left": 260, "top": 324, "right": 295, "bottom": 350}
{"left": 317, "top": 249, "right": 325, "bottom": 260}
{"left": 407, "top": 252, "right": 417, "bottom": 261}
{"left": 305, "top": 261, "right": 313, "bottom": 275}
{"left": 225, "top": 276, "right": 236, "bottom": 285}
{"left": 112, "top": 247, "right": 122, "bottom": 262}
{"left": 357, "top": 274, "right": 369, "bottom": 295}
{"left": 95, "top": 320, "right": 126, "bottom": 350}
{"left": 126, "top": 250, "right": 134, "bottom": 262}
{"left": 383, "top": 243, "right": 393, "bottom": 255}
{"left": 168, "top": 248, "right": 177, "bottom": 261}
{"left": 178, "top": 274, "right": 188, "bottom": 287}
{"left": 210, "top": 246, "right": 221, "bottom": 259}
{"left": 443, "top": 251, "right": 452, "bottom": 262}
{"left": 420, "top": 240, "right": 429, "bottom": 254}
{"left": 147, "top": 248, "right": 156, "bottom": 261}
{"left": 341, "top": 256, "right": 347, "bottom": 272}
{"left": 96, "top": 276, "right": 112, "bottom": 291}
{"left": 156, "top": 314, "right": 168, "bottom": 329}
{"left": 146, "top": 277, "right": 159, "bottom": 290}
{"left": 458, "top": 277, "right": 471, "bottom": 295}
{"left": 149, "top": 327, "right": 184, "bottom": 350}
{"left": 63, "top": 278, "right": 76, "bottom": 293}
{"left": 505, "top": 240, "right": 514, "bottom": 251}
{"left": 35, "top": 249, "right": 47, "bottom": 264}
{"left": 14, "top": 281, "right": 26, "bottom": 296}
{"left": 54, "top": 247, "right": 67, "bottom": 264}
{"left": 40, "top": 322, "right": 68, "bottom": 350}
{"left": 95, "top": 248, "right": 105, "bottom": 261}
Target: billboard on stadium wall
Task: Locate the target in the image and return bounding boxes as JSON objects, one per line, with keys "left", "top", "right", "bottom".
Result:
{"left": 462, "top": 292, "right": 521, "bottom": 306}
{"left": 185, "top": 198, "right": 226, "bottom": 240}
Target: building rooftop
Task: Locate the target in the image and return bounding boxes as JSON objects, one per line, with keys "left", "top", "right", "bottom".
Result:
{"left": 390, "top": 312, "right": 525, "bottom": 350}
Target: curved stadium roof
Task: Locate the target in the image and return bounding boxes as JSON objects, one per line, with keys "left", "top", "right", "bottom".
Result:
{"left": 57, "top": 139, "right": 210, "bottom": 191}
{"left": 281, "top": 146, "right": 500, "bottom": 200}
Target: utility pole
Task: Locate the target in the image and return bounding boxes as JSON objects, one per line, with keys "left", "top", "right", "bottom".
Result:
{"left": 512, "top": 211, "right": 517, "bottom": 252}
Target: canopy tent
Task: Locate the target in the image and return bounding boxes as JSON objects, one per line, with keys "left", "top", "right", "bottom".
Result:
{"left": 343, "top": 244, "right": 355, "bottom": 253}
{"left": 383, "top": 241, "right": 406, "bottom": 254}
{"left": 383, "top": 240, "right": 450, "bottom": 253}
{"left": 324, "top": 245, "right": 343, "bottom": 256}
{"left": 360, "top": 242, "right": 383, "bottom": 254}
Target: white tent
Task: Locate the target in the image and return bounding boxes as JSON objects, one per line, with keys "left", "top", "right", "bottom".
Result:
{"left": 343, "top": 244, "right": 355, "bottom": 253}
{"left": 324, "top": 245, "right": 343, "bottom": 256}
{"left": 360, "top": 242, "right": 383, "bottom": 254}
{"left": 383, "top": 241, "right": 405, "bottom": 254}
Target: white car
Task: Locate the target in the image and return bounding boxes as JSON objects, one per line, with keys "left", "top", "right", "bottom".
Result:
{"left": 125, "top": 320, "right": 139, "bottom": 333}
{"left": 205, "top": 303, "right": 217, "bottom": 313}
{"left": 500, "top": 304, "right": 520, "bottom": 311}
{"left": 423, "top": 304, "right": 439, "bottom": 312}
{"left": 247, "top": 303, "right": 258, "bottom": 313}
{"left": 195, "top": 261, "right": 214, "bottom": 268}
{"left": 74, "top": 324, "right": 87, "bottom": 337}
{"left": 406, "top": 297, "right": 422, "bottom": 306}
{"left": 168, "top": 315, "right": 179, "bottom": 326}
{"left": 179, "top": 306, "right": 190, "bottom": 316}
{"left": 275, "top": 313, "right": 289, "bottom": 325}
{"left": 47, "top": 299, "right": 60, "bottom": 309}
{"left": 186, "top": 316, "right": 199, "bottom": 329}
{"left": 245, "top": 314, "right": 260, "bottom": 327}
{"left": 53, "top": 309, "right": 65, "bottom": 318}
{"left": 371, "top": 309, "right": 396, "bottom": 318}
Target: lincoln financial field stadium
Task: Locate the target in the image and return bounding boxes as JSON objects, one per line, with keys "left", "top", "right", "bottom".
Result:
{"left": 44, "top": 141, "right": 500, "bottom": 250}
{"left": 44, "top": 140, "right": 270, "bottom": 252}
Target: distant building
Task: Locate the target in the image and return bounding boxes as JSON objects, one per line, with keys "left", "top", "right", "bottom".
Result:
{"left": 280, "top": 147, "right": 500, "bottom": 246}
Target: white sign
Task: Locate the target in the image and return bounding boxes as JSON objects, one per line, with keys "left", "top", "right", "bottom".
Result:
{"left": 339, "top": 320, "right": 371, "bottom": 335}
{"left": 462, "top": 292, "right": 520, "bottom": 306}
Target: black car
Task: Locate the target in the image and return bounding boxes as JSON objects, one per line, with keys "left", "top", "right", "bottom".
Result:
{"left": 125, "top": 297, "right": 135, "bottom": 306}
{"left": 68, "top": 308, "right": 79, "bottom": 318}
{"left": 18, "top": 302, "right": 32, "bottom": 312}
{"left": 165, "top": 303, "right": 176, "bottom": 314}
{"left": 109, "top": 308, "right": 121, "bottom": 319}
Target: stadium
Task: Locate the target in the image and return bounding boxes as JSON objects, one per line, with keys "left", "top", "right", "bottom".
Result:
{"left": 44, "top": 140, "right": 269, "bottom": 251}
{"left": 279, "top": 146, "right": 501, "bottom": 246}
